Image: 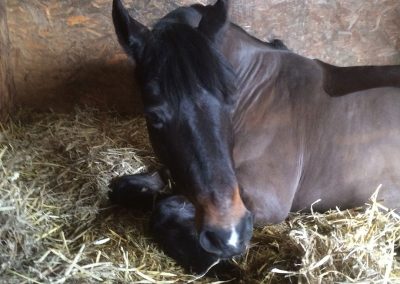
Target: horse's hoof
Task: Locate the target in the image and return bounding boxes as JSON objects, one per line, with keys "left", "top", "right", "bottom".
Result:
{"left": 108, "top": 176, "right": 127, "bottom": 204}
{"left": 107, "top": 175, "right": 156, "bottom": 211}
{"left": 108, "top": 175, "right": 144, "bottom": 206}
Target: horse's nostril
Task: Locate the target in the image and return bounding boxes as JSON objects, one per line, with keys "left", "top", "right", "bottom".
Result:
{"left": 199, "top": 230, "right": 224, "bottom": 255}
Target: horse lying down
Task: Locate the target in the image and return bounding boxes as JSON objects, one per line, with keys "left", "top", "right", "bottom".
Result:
{"left": 109, "top": 0, "right": 400, "bottom": 274}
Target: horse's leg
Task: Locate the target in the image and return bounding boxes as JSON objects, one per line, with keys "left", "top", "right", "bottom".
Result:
{"left": 316, "top": 60, "right": 400, "bottom": 97}
{"left": 109, "top": 174, "right": 218, "bottom": 271}
{"left": 110, "top": 176, "right": 240, "bottom": 275}
{"left": 150, "top": 195, "right": 222, "bottom": 273}
{"left": 108, "top": 170, "right": 171, "bottom": 211}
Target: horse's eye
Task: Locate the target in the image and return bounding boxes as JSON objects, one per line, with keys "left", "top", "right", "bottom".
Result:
{"left": 145, "top": 112, "right": 164, "bottom": 129}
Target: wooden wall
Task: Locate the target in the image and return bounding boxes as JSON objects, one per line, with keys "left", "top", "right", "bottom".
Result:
{"left": 7, "top": 0, "right": 138, "bottom": 113}
{"left": 230, "top": 0, "right": 400, "bottom": 65}
{"left": 5, "top": 0, "right": 400, "bottom": 113}
{"left": 0, "top": 1, "right": 15, "bottom": 121}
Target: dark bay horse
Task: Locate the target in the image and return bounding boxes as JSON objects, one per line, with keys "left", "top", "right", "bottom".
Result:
{"left": 109, "top": 0, "right": 400, "bottom": 272}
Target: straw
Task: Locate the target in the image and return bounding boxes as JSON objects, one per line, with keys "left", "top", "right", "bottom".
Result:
{"left": 1, "top": 108, "right": 399, "bottom": 283}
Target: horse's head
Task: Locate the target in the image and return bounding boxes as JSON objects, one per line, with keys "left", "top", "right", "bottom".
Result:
{"left": 112, "top": 0, "right": 253, "bottom": 258}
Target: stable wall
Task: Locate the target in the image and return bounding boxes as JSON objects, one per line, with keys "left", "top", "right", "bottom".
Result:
{"left": 4, "top": 0, "right": 400, "bottom": 113}
{"left": 0, "top": 1, "right": 15, "bottom": 121}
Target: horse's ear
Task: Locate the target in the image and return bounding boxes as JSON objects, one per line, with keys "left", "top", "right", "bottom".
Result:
{"left": 197, "top": 0, "right": 229, "bottom": 43}
{"left": 112, "top": 0, "right": 149, "bottom": 61}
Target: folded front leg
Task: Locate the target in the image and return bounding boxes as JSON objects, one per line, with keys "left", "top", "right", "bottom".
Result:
{"left": 150, "top": 195, "right": 220, "bottom": 273}
{"left": 108, "top": 171, "right": 170, "bottom": 211}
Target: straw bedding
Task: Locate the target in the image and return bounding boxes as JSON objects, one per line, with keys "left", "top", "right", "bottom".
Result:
{"left": 1, "top": 108, "right": 400, "bottom": 283}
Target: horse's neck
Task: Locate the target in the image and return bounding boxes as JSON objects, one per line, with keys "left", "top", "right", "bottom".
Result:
{"left": 221, "top": 24, "right": 286, "bottom": 129}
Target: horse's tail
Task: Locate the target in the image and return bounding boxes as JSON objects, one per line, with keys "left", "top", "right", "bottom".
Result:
{"left": 316, "top": 59, "right": 400, "bottom": 97}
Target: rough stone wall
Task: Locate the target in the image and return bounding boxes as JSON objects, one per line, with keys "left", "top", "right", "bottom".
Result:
{"left": 0, "top": 1, "right": 15, "bottom": 121}
{"left": 6, "top": 0, "right": 400, "bottom": 112}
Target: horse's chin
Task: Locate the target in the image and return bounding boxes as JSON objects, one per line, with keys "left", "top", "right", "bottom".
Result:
{"left": 204, "top": 246, "right": 246, "bottom": 260}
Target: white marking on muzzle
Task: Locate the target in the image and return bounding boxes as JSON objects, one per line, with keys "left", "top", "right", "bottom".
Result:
{"left": 227, "top": 226, "right": 239, "bottom": 248}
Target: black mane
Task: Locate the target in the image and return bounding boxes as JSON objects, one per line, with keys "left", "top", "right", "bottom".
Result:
{"left": 139, "top": 20, "right": 236, "bottom": 105}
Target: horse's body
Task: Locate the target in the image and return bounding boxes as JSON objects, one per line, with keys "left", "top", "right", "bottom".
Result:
{"left": 222, "top": 24, "right": 400, "bottom": 225}
{"left": 109, "top": 0, "right": 400, "bottom": 272}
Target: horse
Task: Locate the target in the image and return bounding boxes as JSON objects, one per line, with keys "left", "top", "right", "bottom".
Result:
{"left": 109, "top": 0, "right": 400, "bottom": 273}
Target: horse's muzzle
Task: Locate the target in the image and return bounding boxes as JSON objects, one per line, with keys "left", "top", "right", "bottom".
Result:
{"left": 199, "top": 210, "right": 253, "bottom": 258}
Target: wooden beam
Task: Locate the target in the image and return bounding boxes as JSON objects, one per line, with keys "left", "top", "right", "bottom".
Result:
{"left": 0, "top": 1, "right": 14, "bottom": 121}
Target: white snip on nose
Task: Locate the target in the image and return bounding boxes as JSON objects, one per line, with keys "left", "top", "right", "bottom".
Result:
{"left": 227, "top": 226, "right": 239, "bottom": 248}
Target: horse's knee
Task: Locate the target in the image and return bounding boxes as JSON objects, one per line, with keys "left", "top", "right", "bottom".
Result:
{"left": 150, "top": 196, "right": 196, "bottom": 243}
{"left": 150, "top": 196, "right": 220, "bottom": 273}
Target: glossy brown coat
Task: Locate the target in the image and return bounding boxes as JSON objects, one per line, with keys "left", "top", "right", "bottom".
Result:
{"left": 222, "top": 24, "right": 400, "bottom": 225}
